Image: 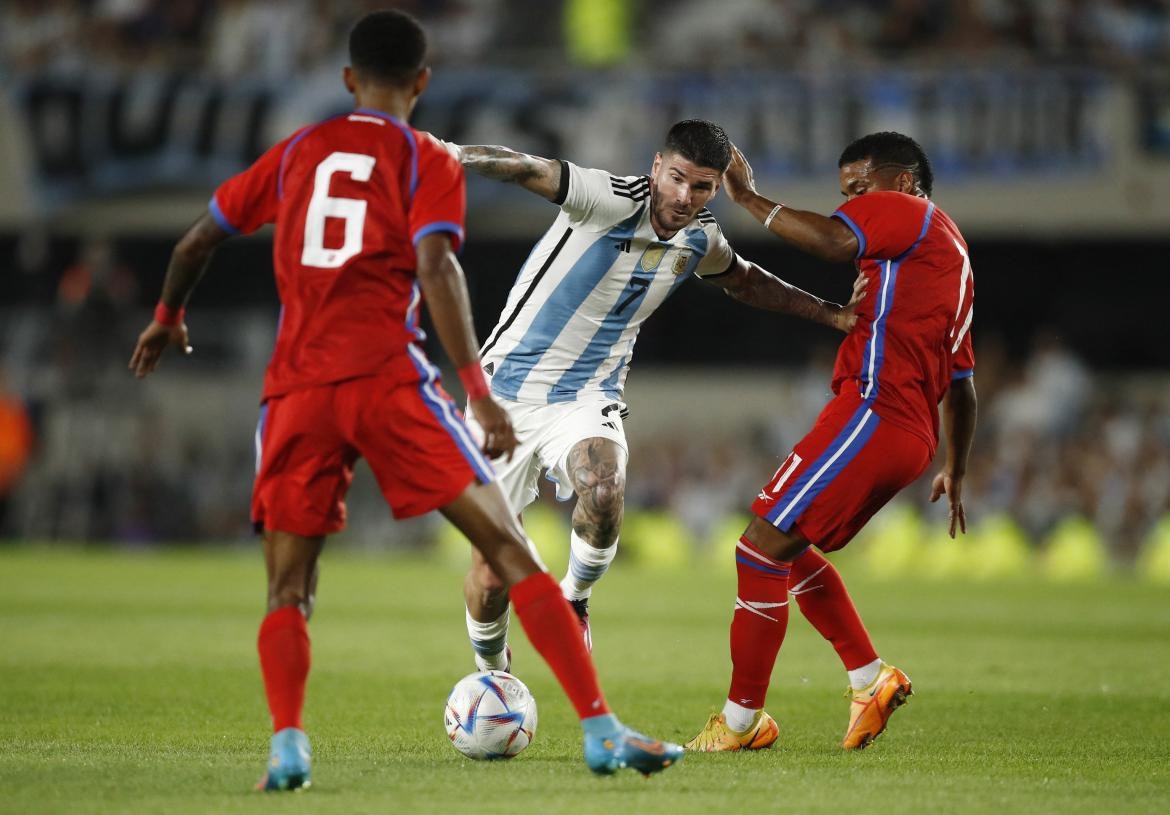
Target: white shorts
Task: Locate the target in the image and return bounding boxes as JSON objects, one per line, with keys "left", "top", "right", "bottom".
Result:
{"left": 466, "top": 394, "right": 629, "bottom": 514}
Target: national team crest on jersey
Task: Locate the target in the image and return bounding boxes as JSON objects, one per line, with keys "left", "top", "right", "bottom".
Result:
{"left": 641, "top": 246, "right": 666, "bottom": 273}
{"left": 672, "top": 249, "right": 693, "bottom": 275}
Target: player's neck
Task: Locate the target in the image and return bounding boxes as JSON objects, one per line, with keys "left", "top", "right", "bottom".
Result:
{"left": 353, "top": 91, "right": 414, "bottom": 122}
{"left": 648, "top": 213, "right": 680, "bottom": 242}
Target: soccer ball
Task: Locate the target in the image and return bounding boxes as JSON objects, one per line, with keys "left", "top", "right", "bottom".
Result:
{"left": 444, "top": 670, "right": 538, "bottom": 760}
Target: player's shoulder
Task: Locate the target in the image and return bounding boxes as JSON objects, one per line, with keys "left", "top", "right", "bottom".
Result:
{"left": 605, "top": 170, "right": 650, "bottom": 204}
{"left": 694, "top": 207, "right": 719, "bottom": 228}
{"left": 840, "top": 189, "right": 926, "bottom": 213}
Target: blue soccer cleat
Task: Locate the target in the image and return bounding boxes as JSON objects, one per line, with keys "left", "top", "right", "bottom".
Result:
{"left": 583, "top": 715, "right": 683, "bottom": 777}
{"left": 255, "top": 727, "right": 311, "bottom": 791}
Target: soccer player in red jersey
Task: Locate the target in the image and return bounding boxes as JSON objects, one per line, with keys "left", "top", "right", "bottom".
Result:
{"left": 128, "top": 9, "right": 682, "bottom": 789}
{"left": 686, "top": 132, "right": 977, "bottom": 752}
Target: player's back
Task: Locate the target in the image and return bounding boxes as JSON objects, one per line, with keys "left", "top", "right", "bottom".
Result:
{"left": 830, "top": 191, "right": 975, "bottom": 451}
{"left": 210, "top": 108, "right": 465, "bottom": 401}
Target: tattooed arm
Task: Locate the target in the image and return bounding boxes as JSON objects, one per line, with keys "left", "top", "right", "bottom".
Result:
{"left": 703, "top": 256, "right": 868, "bottom": 333}
{"left": 441, "top": 142, "right": 563, "bottom": 202}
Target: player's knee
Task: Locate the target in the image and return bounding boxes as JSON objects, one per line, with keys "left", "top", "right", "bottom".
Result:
{"left": 471, "top": 559, "right": 508, "bottom": 596}
{"left": 267, "top": 570, "right": 312, "bottom": 614}
{"left": 267, "top": 584, "right": 309, "bottom": 614}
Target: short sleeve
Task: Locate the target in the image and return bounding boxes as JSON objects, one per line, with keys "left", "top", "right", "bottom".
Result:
{"left": 210, "top": 133, "right": 297, "bottom": 236}
{"left": 693, "top": 224, "right": 737, "bottom": 278}
{"left": 832, "top": 191, "right": 932, "bottom": 261}
{"left": 557, "top": 161, "right": 643, "bottom": 226}
{"left": 410, "top": 141, "right": 466, "bottom": 252}
{"left": 952, "top": 328, "right": 975, "bottom": 381}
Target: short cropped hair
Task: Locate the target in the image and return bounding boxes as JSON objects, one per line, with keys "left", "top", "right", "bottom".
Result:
{"left": 663, "top": 120, "right": 732, "bottom": 172}
{"left": 348, "top": 10, "right": 427, "bottom": 86}
{"left": 839, "top": 132, "right": 934, "bottom": 197}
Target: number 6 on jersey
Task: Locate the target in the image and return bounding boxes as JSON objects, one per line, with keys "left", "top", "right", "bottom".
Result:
{"left": 301, "top": 152, "right": 376, "bottom": 268}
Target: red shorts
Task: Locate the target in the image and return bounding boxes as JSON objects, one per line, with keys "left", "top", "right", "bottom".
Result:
{"left": 750, "top": 392, "right": 931, "bottom": 552}
{"left": 251, "top": 372, "right": 494, "bottom": 537}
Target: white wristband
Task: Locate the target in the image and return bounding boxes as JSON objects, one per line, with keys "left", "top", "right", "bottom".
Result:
{"left": 763, "top": 203, "right": 784, "bottom": 229}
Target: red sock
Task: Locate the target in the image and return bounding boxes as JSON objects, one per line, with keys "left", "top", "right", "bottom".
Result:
{"left": 257, "top": 606, "right": 310, "bottom": 733}
{"left": 727, "top": 536, "right": 791, "bottom": 709}
{"left": 790, "top": 548, "right": 877, "bottom": 670}
{"left": 511, "top": 571, "right": 610, "bottom": 720}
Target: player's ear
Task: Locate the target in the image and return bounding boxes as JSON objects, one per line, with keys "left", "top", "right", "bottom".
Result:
{"left": 896, "top": 170, "right": 915, "bottom": 195}
{"left": 412, "top": 66, "right": 432, "bottom": 99}
{"left": 651, "top": 152, "right": 662, "bottom": 178}
{"left": 342, "top": 66, "right": 357, "bottom": 95}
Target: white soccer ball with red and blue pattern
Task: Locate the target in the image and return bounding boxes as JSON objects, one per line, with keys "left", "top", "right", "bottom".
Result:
{"left": 444, "top": 670, "right": 537, "bottom": 760}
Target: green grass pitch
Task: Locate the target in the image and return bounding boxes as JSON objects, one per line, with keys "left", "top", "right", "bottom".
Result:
{"left": 2, "top": 545, "right": 1168, "bottom": 814}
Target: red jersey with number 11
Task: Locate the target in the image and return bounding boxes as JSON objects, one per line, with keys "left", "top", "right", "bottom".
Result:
{"left": 209, "top": 107, "right": 466, "bottom": 400}
{"left": 829, "top": 191, "right": 975, "bottom": 454}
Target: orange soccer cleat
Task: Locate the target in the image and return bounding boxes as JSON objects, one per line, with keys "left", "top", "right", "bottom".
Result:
{"left": 842, "top": 662, "right": 913, "bottom": 750}
{"left": 684, "top": 710, "right": 779, "bottom": 752}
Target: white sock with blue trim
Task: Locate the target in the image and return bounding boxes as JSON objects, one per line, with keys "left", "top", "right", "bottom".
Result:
{"left": 466, "top": 607, "right": 510, "bottom": 671}
{"left": 560, "top": 531, "right": 617, "bottom": 602}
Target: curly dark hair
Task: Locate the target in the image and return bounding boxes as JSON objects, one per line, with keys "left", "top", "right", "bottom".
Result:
{"left": 349, "top": 10, "right": 427, "bottom": 86}
{"left": 839, "top": 132, "right": 934, "bottom": 197}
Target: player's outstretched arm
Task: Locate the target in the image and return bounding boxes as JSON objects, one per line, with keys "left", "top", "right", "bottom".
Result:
{"left": 930, "top": 376, "right": 977, "bottom": 537}
{"left": 709, "top": 257, "right": 867, "bottom": 333}
{"left": 442, "top": 141, "right": 562, "bottom": 202}
{"left": 724, "top": 144, "right": 857, "bottom": 263}
{"left": 415, "top": 232, "right": 517, "bottom": 461}
{"left": 129, "top": 212, "right": 231, "bottom": 378}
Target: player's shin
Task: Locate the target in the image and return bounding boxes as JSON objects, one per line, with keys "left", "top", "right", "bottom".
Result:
{"left": 725, "top": 536, "right": 791, "bottom": 730}
{"left": 257, "top": 606, "right": 311, "bottom": 732}
{"left": 789, "top": 548, "right": 880, "bottom": 687}
{"left": 510, "top": 569, "right": 611, "bottom": 721}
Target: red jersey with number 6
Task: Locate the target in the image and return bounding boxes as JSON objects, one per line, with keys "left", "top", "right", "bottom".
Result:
{"left": 829, "top": 191, "right": 974, "bottom": 454}
{"left": 209, "top": 107, "right": 465, "bottom": 400}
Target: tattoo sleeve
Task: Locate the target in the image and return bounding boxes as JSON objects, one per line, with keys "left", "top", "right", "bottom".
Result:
{"left": 567, "top": 438, "right": 626, "bottom": 548}
{"left": 459, "top": 146, "right": 561, "bottom": 200}
{"left": 723, "top": 261, "right": 841, "bottom": 330}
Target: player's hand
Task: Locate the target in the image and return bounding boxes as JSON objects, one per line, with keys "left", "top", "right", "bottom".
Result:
{"left": 929, "top": 470, "right": 967, "bottom": 538}
{"left": 469, "top": 395, "right": 517, "bottom": 462}
{"left": 833, "top": 271, "right": 869, "bottom": 332}
{"left": 723, "top": 143, "right": 758, "bottom": 205}
{"left": 129, "top": 320, "right": 192, "bottom": 379}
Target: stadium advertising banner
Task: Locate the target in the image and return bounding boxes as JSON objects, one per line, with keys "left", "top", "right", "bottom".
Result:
{"left": 4, "top": 68, "right": 1166, "bottom": 234}
{"left": 11, "top": 69, "right": 1107, "bottom": 188}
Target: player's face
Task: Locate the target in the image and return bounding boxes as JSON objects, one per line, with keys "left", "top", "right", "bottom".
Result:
{"left": 649, "top": 152, "right": 722, "bottom": 235}
{"left": 839, "top": 159, "right": 918, "bottom": 201}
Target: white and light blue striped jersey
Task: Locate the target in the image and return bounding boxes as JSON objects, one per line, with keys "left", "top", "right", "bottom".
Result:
{"left": 480, "top": 161, "right": 736, "bottom": 404}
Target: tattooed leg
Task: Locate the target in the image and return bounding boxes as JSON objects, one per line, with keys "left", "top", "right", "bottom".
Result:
{"left": 561, "top": 438, "right": 627, "bottom": 602}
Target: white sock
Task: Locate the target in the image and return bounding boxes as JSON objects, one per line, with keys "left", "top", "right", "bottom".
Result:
{"left": 559, "top": 531, "right": 617, "bottom": 602}
{"left": 466, "top": 607, "right": 509, "bottom": 671}
{"left": 721, "top": 699, "right": 758, "bottom": 733}
{"left": 849, "top": 658, "right": 883, "bottom": 690}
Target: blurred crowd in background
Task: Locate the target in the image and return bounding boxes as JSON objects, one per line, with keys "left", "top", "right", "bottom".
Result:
{"left": 3, "top": 0, "right": 1169, "bottom": 80}
{"left": 0, "top": 231, "right": 1168, "bottom": 564}
{"left": 1, "top": 2, "right": 1168, "bottom": 570}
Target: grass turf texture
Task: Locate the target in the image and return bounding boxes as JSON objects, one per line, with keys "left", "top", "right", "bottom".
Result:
{"left": 2, "top": 546, "right": 1168, "bottom": 815}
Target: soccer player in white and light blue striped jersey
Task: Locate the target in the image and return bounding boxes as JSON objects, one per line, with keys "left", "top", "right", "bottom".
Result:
{"left": 444, "top": 120, "right": 864, "bottom": 670}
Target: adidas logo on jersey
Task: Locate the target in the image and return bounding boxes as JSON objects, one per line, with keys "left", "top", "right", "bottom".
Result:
{"left": 614, "top": 239, "right": 631, "bottom": 253}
